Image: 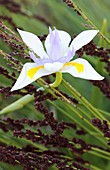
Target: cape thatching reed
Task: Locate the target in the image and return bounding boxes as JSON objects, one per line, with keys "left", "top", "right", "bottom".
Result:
{"left": 0, "top": 0, "right": 110, "bottom": 170}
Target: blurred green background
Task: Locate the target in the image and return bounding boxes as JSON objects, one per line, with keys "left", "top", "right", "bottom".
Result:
{"left": 0, "top": 0, "right": 110, "bottom": 169}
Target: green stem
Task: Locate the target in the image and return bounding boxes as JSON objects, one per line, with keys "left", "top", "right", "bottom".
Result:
{"left": 50, "top": 72, "right": 62, "bottom": 87}
{"left": 37, "top": 72, "right": 62, "bottom": 92}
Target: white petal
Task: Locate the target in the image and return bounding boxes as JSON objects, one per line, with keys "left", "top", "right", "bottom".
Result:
{"left": 17, "top": 29, "right": 48, "bottom": 59}
{"left": 62, "top": 58, "right": 104, "bottom": 80}
{"left": 45, "top": 28, "right": 71, "bottom": 57}
{"left": 11, "top": 63, "right": 53, "bottom": 91}
{"left": 44, "top": 62, "right": 63, "bottom": 72}
{"left": 70, "top": 30, "right": 99, "bottom": 52}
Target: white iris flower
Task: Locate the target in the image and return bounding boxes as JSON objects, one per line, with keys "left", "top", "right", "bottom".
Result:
{"left": 11, "top": 27, "right": 104, "bottom": 91}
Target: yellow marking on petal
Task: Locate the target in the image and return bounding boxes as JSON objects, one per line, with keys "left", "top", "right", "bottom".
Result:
{"left": 27, "top": 65, "right": 44, "bottom": 79}
{"left": 64, "top": 62, "right": 84, "bottom": 73}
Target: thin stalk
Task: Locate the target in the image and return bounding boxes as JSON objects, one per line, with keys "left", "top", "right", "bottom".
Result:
{"left": 92, "top": 147, "right": 110, "bottom": 157}
{"left": 49, "top": 100, "right": 105, "bottom": 138}
{"left": 0, "top": 21, "right": 21, "bottom": 42}
{"left": 38, "top": 78, "right": 77, "bottom": 107}
{"left": 78, "top": 107, "right": 93, "bottom": 120}
{"left": 91, "top": 19, "right": 107, "bottom": 107}
{"left": 57, "top": 153, "right": 103, "bottom": 170}
{"left": 0, "top": 78, "right": 75, "bottom": 115}
{"left": 0, "top": 78, "right": 107, "bottom": 146}
{"left": 64, "top": 103, "right": 107, "bottom": 146}
{"left": 98, "top": 19, "right": 107, "bottom": 47}
{"left": 0, "top": 130, "right": 47, "bottom": 150}
{"left": 97, "top": 109, "right": 110, "bottom": 117}
{"left": 62, "top": 79, "right": 109, "bottom": 123}
{"left": 64, "top": 0, "right": 110, "bottom": 45}
{"left": 88, "top": 150, "right": 110, "bottom": 160}
{"left": 0, "top": 75, "right": 62, "bottom": 115}
{"left": 38, "top": 79, "right": 108, "bottom": 146}
{"left": 90, "top": 165, "right": 103, "bottom": 170}
{"left": 67, "top": 141, "right": 110, "bottom": 160}
{"left": 0, "top": 49, "right": 23, "bottom": 71}
{"left": 48, "top": 100, "right": 92, "bottom": 133}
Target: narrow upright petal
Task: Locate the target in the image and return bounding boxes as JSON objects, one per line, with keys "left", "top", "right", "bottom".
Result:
{"left": 61, "top": 58, "right": 104, "bottom": 80}
{"left": 44, "top": 28, "right": 62, "bottom": 61}
{"left": 65, "top": 45, "right": 75, "bottom": 61}
{"left": 29, "top": 52, "right": 39, "bottom": 63}
{"left": 11, "top": 63, "right": 53, "bottom": 91}
{"left": 45, "top": 28, "right": 71, "bottom": 59}
{"left": 70, "top": 30, "right": 99, "bottom": 52}
{"left": 17, "top": 29, "right": 48, "bottom": 59}
{"left": 56, "top": 46, "right": 75, "bottom": 63}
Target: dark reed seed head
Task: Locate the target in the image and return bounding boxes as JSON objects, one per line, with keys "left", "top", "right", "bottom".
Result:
{"left": 92, "top": 118, "right": 110, "bottom": 144}
{"left": 0, "top": 66, "right": 15, "bottom": 81}
{"left": 0, "top": 144, "right": 91, "bottom": 170}
{"left": 90, "top": 78, "right": 110, "bottom": 99}
{"left": 0, "top": 92, "right": 91, "bottom": 170}
{"left": 63, "top": 0, "right": 74, "bottom": 8}
{"left": 0, "top": 15, "right": 17, "bottom": 30}
{"left": 63, "top": 0, "right": 81, "bottom": 15}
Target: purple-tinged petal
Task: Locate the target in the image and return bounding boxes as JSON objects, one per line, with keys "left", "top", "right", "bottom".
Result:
{"left": 45, "top": 28, "right": 62, "bottom": 61}
{"left": 45, "top": 28, "right": 71, "bottom": 59}
{"left": 56, "top": 45, "right": 75, "bottom": 63}
{"left": 37, "top": 59, "right": 53, "bottom": 65}
{"left": 29, "top": 52, "right": 54, "bottom": 65}
{"left": 65, "top": 45, "right": 75, "bottom": 61}
{"left": 29, "top": 52, "right": 53, "bottom": 65}
{"left": 29, "top": 52, "right": 40, "bottom": 63}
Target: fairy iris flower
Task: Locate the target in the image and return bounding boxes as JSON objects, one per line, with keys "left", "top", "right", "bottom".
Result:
{"left": 11, "top": 27, "right": 104, "bottom": 91}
